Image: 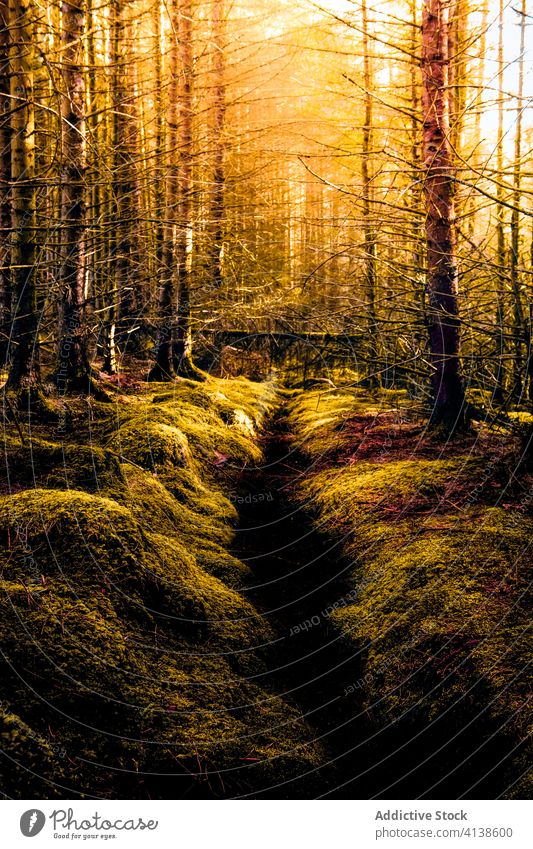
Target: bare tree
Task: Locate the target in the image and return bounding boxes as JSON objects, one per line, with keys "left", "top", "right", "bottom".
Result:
{"left": 361, "top": 0, "right": 380, "bottom": 387}
{"left": 56, "top": 0, "right": 90, "bottom": 391}
{"left": 174, "top": 0, "right": 201, "bottom": 378}
{"left": 0, "top": 0, "right": 10, "bottom": 369}
{"left": 150, "top": 0, "right": 179, "bottom": 380}
{"left": 207, "top": 0, "right": 226, "bottom": 290}
{"left": 421, "top": 0, "right": 465, "bottom": 429}
{"left": 510, "top": 0, "right": 526, "bottom": 398}
{"left": 7, "top": 0, "right": 40, "bottom": 390}
{"left": 493, "top": 0, "right": 507, "bottom": 404}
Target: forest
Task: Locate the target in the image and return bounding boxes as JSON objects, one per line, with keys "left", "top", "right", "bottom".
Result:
{"left": 0, "top": 0, "right": 531, "bottom": 800}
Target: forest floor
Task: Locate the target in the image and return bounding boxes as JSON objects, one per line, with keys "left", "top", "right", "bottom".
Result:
{"left": 234, "top": 390, "right": 532, "bottom": 798}
{"left": 0, "top": 372, "right": 531, "bottom": 798}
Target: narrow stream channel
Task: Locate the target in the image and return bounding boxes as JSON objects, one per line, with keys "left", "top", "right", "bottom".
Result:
{"left": 232, "top": 399, "right": 410, "bottom": 799}
{"left": 232, "top": 399, "right": 523, "bottom": 800}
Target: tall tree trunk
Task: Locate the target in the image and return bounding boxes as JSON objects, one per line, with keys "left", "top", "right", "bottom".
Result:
{"left": 86, "top": 0, "right": 100, "bottom": 342}
{"left": 152, "top": 0, "right": 165, "bottom": 287}
{"left": 102, "top": 0, "right": 140, "bottom": 373}
{"left": 361, "top": 0, "right": 380, "bottom": 387}
{"left": 409, "top": 0, "right": 426, "bottom": 364}
{"left": 174, "top": 0, "right": 200, "bottom": 378}
{"left": 150, "top": 0, "right": 178, "bottom": 380}
{"left": 7, "top": 0, "right": 40, "bottom": 390}
{"left": 208, "top": 0, "right": 226, "bottom": 290}
{"left": 510, "top": 0, "right": 526, "bottom": 399}
{"left": 56, "top": 0, "right": 90, "bottom": 390}
{"left": 493, "top": 0, "right": 507, "bottom": 404}
{"left": 0, "top": 0, "right": 11, "bottom": 369}
{"left": 114, "top": 0, "right": 140, "bottom": 346}
{"left": 102, "top": 0, "right": 125, "bottom": 374}
{"left": 421, "top": 0, "right": 465, "bottom": 429}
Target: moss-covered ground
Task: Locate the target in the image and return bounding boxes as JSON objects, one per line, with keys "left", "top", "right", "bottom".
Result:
{"left": 0, "top": 376, "right": 324, "bottom": 798}
{"left": 287, "top": 386, "right": 532, "bottom": 798}
{"left": 2, "top": 374, "right": 531, "bottom": 799}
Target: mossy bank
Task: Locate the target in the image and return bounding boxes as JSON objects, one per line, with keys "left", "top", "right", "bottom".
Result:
{"left": 288, "top": 386, "right": 532, "bottom": 798}
{"left": 0, "top": 376, "right": 323, "bottom": 798}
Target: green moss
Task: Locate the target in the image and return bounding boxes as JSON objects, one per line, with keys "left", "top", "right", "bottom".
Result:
{"left": 118, "top": 465, "right": 235, "bottom": 542}
{"left": 106, "top": 376, "right": 277, "bottom": 478}
{"left": 0, "top": 709, "right": 67, "bottom": 797}
{"left": 0, "top": 375, "right": 324, "bottom": 797}
{"left": 329, "top": 507, "right": 532, "bottom": 753}
{"left": 1, "top": 434, "right": 126, "bottom": 493}
{"left": 297, "top": 456, "right": 491, "bottom": 529}
{"left": 194, "top": 545, "right": 251, "bottom": 588}
{"left": 289, "top": 386, "right": 532, "bottom": 794}
{"left": 109, "top": 419, "right": 193, "bottom": 471}
{"left": 288, "top": 386, "right": 413, "bottom": 460}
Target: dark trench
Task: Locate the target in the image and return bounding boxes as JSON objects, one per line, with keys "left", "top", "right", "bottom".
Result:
{"left": 228, "top": 401, "right": 526, "bottom": 800}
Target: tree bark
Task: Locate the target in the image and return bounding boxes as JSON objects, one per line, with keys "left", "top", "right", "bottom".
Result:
{"left": 510, "top": 0, "right": 526, "bottom": 399}
{"left": 493, "top": 0, "right": 507, "bottom": 404}
{"left": 0, "top": 0, "right": 10, "bottom": 369}
{"left": 150, "top": 0, "right": 178, "bottom": 380}
{"left": 208, "top": 0, "right": 226, "bottom": 290}
{"left": 421, "top": 0, "right": 465, "bottom": 429}
{"left": 173, "top": 0, "right": 200, "bottom": 378}
{"left": 7, "top": 0, "right": 40, "bottom": 389}
{"left": 114, "top": 0, "right": 140, "bottom": 344}
{"left": 361, "top": 0, "right": 381, "bottom": 388}
{"left": 409, "top": 0, "right": 426, "bottom": 361}
{"left": 56, "top": 0, "right": 90, "bottom": 391}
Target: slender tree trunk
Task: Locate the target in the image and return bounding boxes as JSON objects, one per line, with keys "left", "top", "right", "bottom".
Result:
{"left": 86, "top": 0, "right": 97, "bottom": 310}
{"left": 56, "top": 0, "right": 90, "bottom": 390}
{"left": 102, "top": 0, "right": 140, "bottom": 373}
{"left": 102, "top": 0, "right": 123, "bottom": 374}
{"left": 493, "top": 0, "right": 507, "bottom": 404}
{"left": 421, "top": 0, "right": 465, "bottom": 429}
{"left": 510, "top": 0, "right": 526, "bottom": 399}
{"left": 150, "top": 0, "right": 178, "bottom": 380}
{"left": 7, "top": 0, "right": 40, "bottom": 389}
{"left": 174, "top": 0, "right": 200, "bottom": 378}
{"left": 208, "top": 0, "right": 226, "bottom": 290}
{"left": 0, "top": 0, "right": 11, "bottom": 369}
{"left": 152, "top": 0, "right": 165, "bottom": 286}
{"left": 361, "top": 0, "right": 380, "bottom": 388}
{"left": 115, "top": 0, "right": 140, "bottom": 345}
{"left": 409, "top": 0, "right": 426, "bottom": 367}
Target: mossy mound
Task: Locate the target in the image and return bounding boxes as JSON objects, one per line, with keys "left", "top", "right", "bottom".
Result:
{"left": 288, "top": 386, "right": 413, "bottom": 462}
{"left": 330, "top": 508, "right": 532, "bottom": 725}
{"left": 0, "top": 710, "right": 68, "bottom": 798}
{"left": 118, "top": 465, "right": 236, "bottom": 550}
{"left": 289, "top": 386, "right": 533, "bottom": 797}
{"left": 296, "top": 455, "right": 504, "bottom": 529}
{"left": 0, "top": 376, "right": 324, "bottom": 797}
{"left": 108, "top": 392, "right": 264, "bottom": 473}
{"left": 0, "top": 568, "right": 322, "bottom": 797}
{"left": 2, "top": 434, "right": 125, "bottom": 494}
